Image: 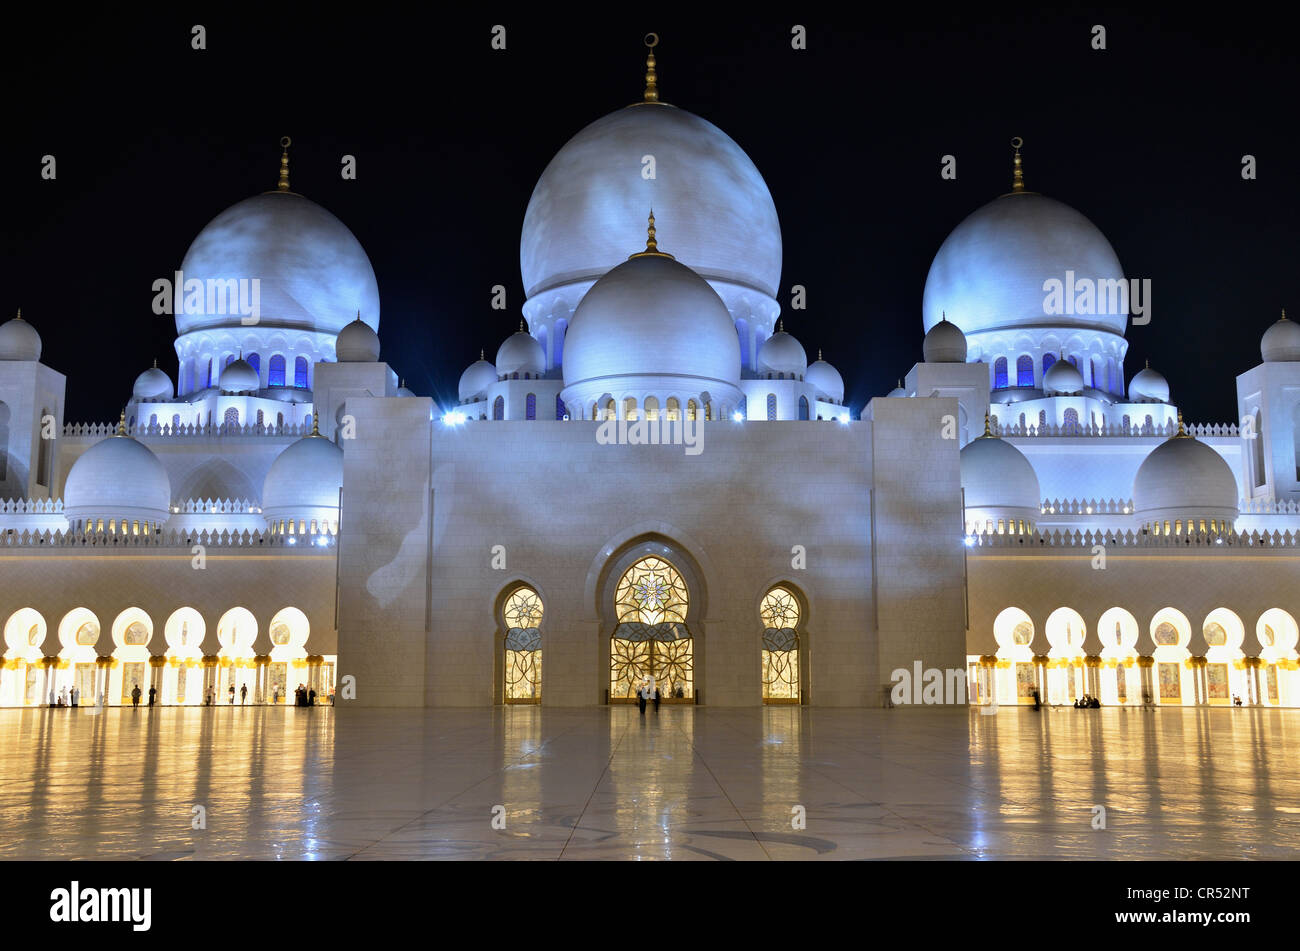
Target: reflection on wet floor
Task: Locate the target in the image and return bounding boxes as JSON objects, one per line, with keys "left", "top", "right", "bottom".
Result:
{"left": 0, "top": 704, "right": 1296, "bottom": 859}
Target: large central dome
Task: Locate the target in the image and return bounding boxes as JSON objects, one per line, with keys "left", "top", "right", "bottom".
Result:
{"left": 521, "top": 104, "right": 781, "bottom": 300}
{"left": 175, "top": 191, "right": 380, "bottom": 337}
{"left": 922, "top": 193, "right": 1127, "bottom": 338}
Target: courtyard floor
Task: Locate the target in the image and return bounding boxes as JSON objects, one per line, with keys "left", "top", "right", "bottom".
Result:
{"left": 1, "top": 704, "right": 1297, "bottom": 860}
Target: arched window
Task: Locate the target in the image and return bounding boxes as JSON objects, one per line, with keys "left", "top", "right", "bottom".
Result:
{"left": 590, "top": 402, "right": 598, "bottom": 421}
{"left": 1154, "top": 622, "right": 1179, "bottom": 646}
{"left": 525, "top": 393, "right": 536, "bottom": 420}
{"left": 493, "top": 396, "right": 504, "bottom": 420}
{"left": 1203, "top": 622, "right": 1227, "bottom": 647}
{"left": 761, "top": 585, "right": 801, "bottom": 703}
{"left": 993, "top": 357, "right": 1008, "bottom": 389}
{"left": 268, "top": 355, "right": 286, "bottom": 387}
{"left": 1038, "top": 410, "right": 1047, "bottom": 433}
{"left": 1016, "top": 354, "right": 1034, "bottom": 387}
{"left": 666, "top": 398, "right": 680, "bottom": 422}
{"left": 767, "top": 393, "right": 778, "bottom": 420}
{"left": 246, "top": 353, "right": 260, "bottom": 379}
{"left": 124, "top": 622, "right": 148, "bottom": 646}
{"left": 149, "top": 413, "right": 158, "bottom": 429}
{"left": 1063, "top": 408, "right": 1079, "bottom": 432}
{"left": 503, "top": 586, "right": 544, "bottom": 703}
{"left": 276, "top": 412, "right": 285, "bottom": 429}
{"left": 255, "top": 409, "right": 265, "bottom": 428}
{"left": 76, "top": 621, "right": 99, "bottom": 646}
{"left": 1042, "top": 352, "right": 1056, "bottom": 376}
{"left": 1252, "top": 409, "right": 1266, "bottom": 486}
{"left": 556, "top": 394, "right": 566, "bottom": 420}
{"left": 643, "top": 396, "right": 660, "bottom": 421}
{"left": 205, "top": 358, "right": 214, "bottom": 388}
{"left": 610, "top": 556, "right": 692, "bottom": 701}
{"left": 294, "top": 356, "right": 309, "bottom": 388}
{"left": 604, "top": 398, "right": 616, "bottom": 421}
{"left": 223, "top": 407, "right": 239, "bottom": 429}
{"left": 686, "top": 399, "right": 698, "bottom": 422}
{"left": 1143, "top": 414, "right": 1154, "bottom": 434}
{"left": 1012, "top": 621, "right": 1033, "bottom": 646}
{"left": 798, "top": 395, "right": 810, "bottom": 420}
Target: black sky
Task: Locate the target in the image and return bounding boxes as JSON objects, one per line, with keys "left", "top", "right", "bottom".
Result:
{"left": 3, "top": 8, "right": 1297, "bottom": 423}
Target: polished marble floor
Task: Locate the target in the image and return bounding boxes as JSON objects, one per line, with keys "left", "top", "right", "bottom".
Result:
{"left": 1, "top": 704, "right": 1297, "bottom": 860}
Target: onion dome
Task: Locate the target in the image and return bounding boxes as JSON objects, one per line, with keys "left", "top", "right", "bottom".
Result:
{"left": 561, "top": 214, "right": 740, "bottom": 396}
{"left": 175, "top": 139, "right": 379, "bottom": 338}
{"left": 458, "top": 352, "right": 498, "bottom": 402}
{"left": 1261, "top": 309, "right": 1300, "bottom": 363}
{"left": 219, "top": 355, "right": 259, "bottom": 393}
{"left": 261, "top": 417, "right": 344, "bottom": 534}
{"left": 0, "top": 309, "right": 41, "bottom": 361}
{"left": 336, "top": 313, "right": 381, "bottom": 362}
{"left": 922, "top": 314, "right": 967, "bottom": 363}
{"left": 757, "top": 323, "right": 807, "bottom": 377}
{"left": 521, "top": 39, "right": 780, "bottom": 303}
{"left": 63, "top": 414, "right": 171, "bottom": 530}
{"left": 923, "top": 139, "right": 1127, "bottom": 339}
{"left": 960, "top": 415, "right": 1041, "bottom": 534}
{"left": 132, "top": 360, "right": 175, "bottom": 400}
{"left": 1132, "top": 415, "right": 1237, "bottom": 532}
{"left": 805, "top": 350, "right": 845, "bottom": 404}
{"left": 1127, "top": 360, "right": 1170, "bottom": 403}
{"left": 495, "top": 323, "right": 545, "bottom": 376}
{"left": 1043, "top": 356, "right": 1084, "bottom": 395}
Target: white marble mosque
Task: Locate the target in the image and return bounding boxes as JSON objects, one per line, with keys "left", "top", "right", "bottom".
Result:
{"left": 2, "top": 41, "right": 1300, "bottom": 712}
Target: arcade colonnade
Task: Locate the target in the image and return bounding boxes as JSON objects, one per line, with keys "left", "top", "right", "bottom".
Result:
{"left": 0, "top": 604, "right": 335, "bottom": 706}
{"left": 970, "top": 605, "right": 1300, "bottom": 707}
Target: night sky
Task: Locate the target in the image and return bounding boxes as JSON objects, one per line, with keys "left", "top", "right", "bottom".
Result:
{"left": 4, "top": 9, "right": 1296, "bottom": 423}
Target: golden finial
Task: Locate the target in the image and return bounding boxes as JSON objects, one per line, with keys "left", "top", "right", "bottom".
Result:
{"left": 941, "top": 311, "right": 947, "bottom": 322}
{"left": 1145, "top": 358, "right": 1150, "bottom": 369}
{"left": 1010, "top": 137, "right": 1025, "bottom": 193}
{"left": 982, "top": 413, "right": 994, "bottom": 437}
{"left": 116, "top": 411, "right": 127, "bottom": 436}
{"left": 643, "top": 34, "right": 659, "bottom": 102}
{"left": 778, "top": 319, "right": 784, "bottom": 333}
{"left": 818, "top": 349, "right": 823, "bottom": 361}
{"left": 628, "top": 209, "right": 675, "bottom": 260}
{"left": 519, "top": 320, "right": 525, "bottom": 333}
{"left": 311, "top": 413, "right": 320, "bottom": 437}
{"left": 1282, "top": 308, "right": 1289, "bottom": 321}
{"left": 277, "top": 137, "right": 292, "bottom": 192}
{"left": 480, "top": 349, "right": 485, "bottom": 361}
{"left": 1174, "top": 411, "right": 1190, "bottom": 438}
{"left": 153, "top": 359, "right": 158, "bottom": 369}
{"left": 14, "top": 308, "right": 22, "bottom": 321}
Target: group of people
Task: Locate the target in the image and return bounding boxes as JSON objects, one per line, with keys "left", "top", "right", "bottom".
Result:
{"left": 1072, "top": 694, "right": 1102, "bottom": 708}
{"left": 633, "top": 679, "right": 686, "bottom": 714}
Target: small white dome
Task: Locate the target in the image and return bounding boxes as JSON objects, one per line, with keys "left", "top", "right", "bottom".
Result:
{"left": 495, "top": 328, "right": 545, "bottom": 376}
{"left": 1133, "top": 427, "right": 1237, "bottom": 529}
{"left": 887, "top": 383, "right": 907, "bottom": 398}
{"left": 805, "top": 353, "right": 844, "bottom": 404}
{"left": 458, "top": 357, "right": 498, "bottom": 402}
{"left": 1043, "top": 358, "right": 1084, "bottom": 395}
{"left": 132, "top": 363, "right": 174, "bottom": 400}
{"left": 262, "top": 430, "right": 343, "bottom": 527}
{"left": 1128, "top": 362, "right": 1170, "bottom": 402}
{"left": 1261, "top": 312, "right": 1300, "bottom": 362}
{"left": 758, "top": 329, "right": 807, "bottom": 377}
{"left": 64, "top": 427, "right": 171, "bottom": 526}
{"left": 961, "top": 430, "right": 1041, "bottom": 511}
{"left": 219, "top": 357, "right": 260, "bottom": 393}
{"left": 0, "top": 312, "right": 41, "bottom": 361}
{"left": 397, "top": 380, "right": 416, "bottom": 398}
{"left": 336, "top": 315, "right": 381, "bottom": 362}
{"left": 922, "top": 317, "right": 967, "bottom": 363}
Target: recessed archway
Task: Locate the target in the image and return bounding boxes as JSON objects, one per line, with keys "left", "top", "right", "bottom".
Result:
{"left": 2, "top": 608, "right": 46, "bottom": 706}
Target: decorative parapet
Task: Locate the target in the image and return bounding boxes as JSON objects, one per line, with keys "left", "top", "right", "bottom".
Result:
{"left": 0, "top": 498, "right": 63, "bottom": 515}
{"left": 968, "top": 528, "right": 1300, "bottom": 548}
{"left": 1238, "top": 498, "right": 1300, "bottom": 515}
{"left": 62, "top": 421, "right": 310, "bottom": 438}
{"left": 0, "top": 528, "right": 335, "bottom": 549}
{"left": 993, "top": 420, "right": 1238, "bottom": 438}
{"left": 169, "top": 498, "right": 262, "bottom": 516}
{"left": 1038, "top": 498, "right": 1133, "bottom": 516}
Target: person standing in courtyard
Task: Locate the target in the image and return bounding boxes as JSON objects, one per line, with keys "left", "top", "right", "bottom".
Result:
{"left": 308, "top": 686, "right": 316, "bottom": 706}
{"left": 228, "top": 683, "right": 235, "bottom": 705}
{"left": 653, "top": 684, "right": 661, "bottom": 714}
{"left": 240, "top": 683, "right": 247, "bottom": 705}
{"left": 637, "top": 681, "right": 647, "bottom": 716}
{"left": 131, "top": 684, "right": 141, "bottom": 707}
{"left": 148, "top": 685, "right": 156, "bottom": 707}
{"left": 70, "top": 685, "right": 78, "bottom": 707}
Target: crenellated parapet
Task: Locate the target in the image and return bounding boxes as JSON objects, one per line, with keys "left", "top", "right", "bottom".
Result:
{"left": 62, "top": 421, "right": 313, "bottom": 439}
{"left": 993, "top": 420, "right": 1239, "bottom": 438}
{"left": 0, "top": 527, "right": 334, "bottom": 548}
{"left": 968, "top": 527, "right": 1300, "bottom": 548}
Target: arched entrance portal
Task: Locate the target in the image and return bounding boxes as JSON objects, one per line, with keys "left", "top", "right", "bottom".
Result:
{"left": 609, "top": 556, "right": 694, "bottom": 702}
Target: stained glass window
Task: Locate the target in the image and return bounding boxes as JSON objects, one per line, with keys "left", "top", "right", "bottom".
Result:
{"left": 75, "top": 622, "right": 99, "bottom": 646}
{"left": 993, "top": 357, "right": 1008, "bottom": 389}
{"left": 1016, "top": 354, "right": 1034, "bottom": 387}
{"left": 526, "top": 393, "right": 536, "bottom": 420}
{"left": 268, "top": 355, "right": 286, "bottom": 387}
{"left": 761, "top": 585, "right": 801, "bottom": 703}
{"left": 294, "top": 356, "right": 309, "bottom": 388}
{"left": 1154, "top": 622, "right": 1179, "bottom": 646}
{"left": 503, "top": 586, "right": 543, "bottom": 703}
{"left": 610, "top": 557, "right": 692, "bottom": 701}
{"left": 124, "top": 622, "right": 148, "bottom": 646}
{"left": 1203, "top": 622, "right": 1227, "bottom": 647}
